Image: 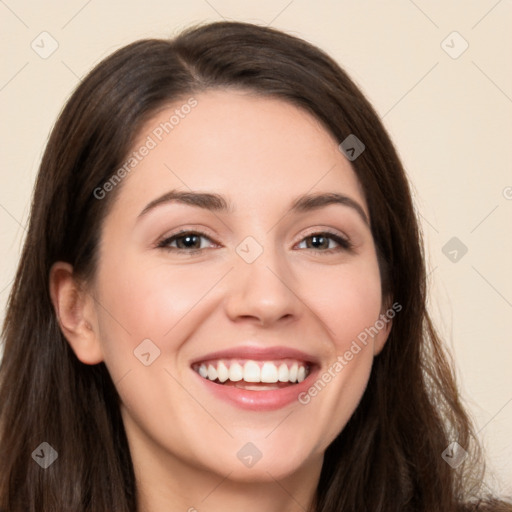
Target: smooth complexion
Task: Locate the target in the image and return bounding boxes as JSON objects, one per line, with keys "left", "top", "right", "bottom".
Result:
{"left": 50, "top": 90, "right": 391, "bottom": 512}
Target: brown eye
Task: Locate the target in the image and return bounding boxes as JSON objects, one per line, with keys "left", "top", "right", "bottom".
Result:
{"left": 305, "top": 235, "right": 330, "bottom": 250}
{"left": 157, "top": 231, "right": 216, "bottom": 252}
{"left": 174, "top": 234, "right": 202, "bottom": 249}
{"left": 298, "top": 232, "right": 352, "bottom": 251}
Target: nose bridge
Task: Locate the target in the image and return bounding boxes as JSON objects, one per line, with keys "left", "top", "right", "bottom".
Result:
{"left": 224, "top": 234, "right": 300, "bottom": 324}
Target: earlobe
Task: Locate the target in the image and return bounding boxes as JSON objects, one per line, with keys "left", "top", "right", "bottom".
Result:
{"left": 374, "top": 296, "right": 394, "bottom": 356}
{"left": 49, "top": 262, "right": 104, "bottom": 365}
{"left": 373, "top": 316, "right": 392, "bottom": 356}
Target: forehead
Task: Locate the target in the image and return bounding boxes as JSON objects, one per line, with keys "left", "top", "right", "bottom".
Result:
{"left": 111, "top": 90, "right": 366, "bottom": 216}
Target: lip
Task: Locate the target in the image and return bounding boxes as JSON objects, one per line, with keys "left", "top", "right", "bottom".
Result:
{"left": 190, "top": 345, "right": 319, "bottom": 366}
{"left": 190, "top": 345, "right": 319, "bottom": 411}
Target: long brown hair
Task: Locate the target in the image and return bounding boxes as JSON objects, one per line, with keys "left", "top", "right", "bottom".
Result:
{"left": 0, "top": 21, "right": 510, "bottom": 512}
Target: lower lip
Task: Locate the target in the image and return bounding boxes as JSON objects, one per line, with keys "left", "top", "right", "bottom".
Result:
{"left": 192, "top": 367, "right": 319, "bottom": 411}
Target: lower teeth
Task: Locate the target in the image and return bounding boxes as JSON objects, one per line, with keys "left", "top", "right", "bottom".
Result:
{"left": 238, "top": 384, "right": 279, "bottom": 391}
{"left": 222, "top": 380, "right": 294, "bottom": 390}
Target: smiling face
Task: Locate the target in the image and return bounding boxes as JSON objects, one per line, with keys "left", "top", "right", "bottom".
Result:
{"left": 76, "top": 90, "right": 390, "bottom": 488}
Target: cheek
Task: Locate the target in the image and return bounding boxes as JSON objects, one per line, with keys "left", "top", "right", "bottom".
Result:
{"left": 307, "top": 258, "right": 383, "bottom": 349}
{"left": 293, "top": 256, "right": 382, "bottom": 446}
{"left": 93, "top": 251, "right": 224, "bottom": 375}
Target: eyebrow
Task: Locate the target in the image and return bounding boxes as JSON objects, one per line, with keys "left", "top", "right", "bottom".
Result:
{"left": 137, "top": 189, "right": 369, "bottom": 225}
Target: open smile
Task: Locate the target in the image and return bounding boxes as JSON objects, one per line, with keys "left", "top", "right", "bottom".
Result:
{"left": 190, "top": 346, "right": 319, "bottom": 410}
{"left": 192, "top": 358, "right": 310, "bottom": 390}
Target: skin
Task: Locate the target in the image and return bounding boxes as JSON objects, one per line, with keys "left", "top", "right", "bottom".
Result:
{"left": 50, "top": 90, "right": 391, "bottom": 512}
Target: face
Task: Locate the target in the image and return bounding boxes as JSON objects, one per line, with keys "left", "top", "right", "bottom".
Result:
{"left": 85, "top": 90, "right": 390, "bottom": 484}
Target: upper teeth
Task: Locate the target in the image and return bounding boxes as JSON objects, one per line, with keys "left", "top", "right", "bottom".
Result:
{"left": 195, "top": 360, "right": 309, "bottom": 384}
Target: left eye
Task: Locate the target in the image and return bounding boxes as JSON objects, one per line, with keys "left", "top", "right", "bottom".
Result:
{"left": 296, "top": 233, "right": 350, "bottom": 251}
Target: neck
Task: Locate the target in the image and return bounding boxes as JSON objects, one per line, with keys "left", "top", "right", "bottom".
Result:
{"left": 132, "top": 437, "right": 321, "bottom": 512}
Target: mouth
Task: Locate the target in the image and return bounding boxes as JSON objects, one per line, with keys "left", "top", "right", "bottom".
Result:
{"left": 190, "top": 346, "right": 318, "bottom": 410}
{"left": 192, "top": 358, "right": 311, "bottom": 391}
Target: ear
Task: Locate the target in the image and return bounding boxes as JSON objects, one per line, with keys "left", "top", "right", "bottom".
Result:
{"left": 373, "top": 295, "right": 395, "bottom": 356}
{"left": 49, "top": 262, "right": 104, "bottom": 365}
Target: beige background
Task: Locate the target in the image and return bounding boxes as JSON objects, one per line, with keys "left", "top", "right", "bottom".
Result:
{"left": 1, "top": 0, "right": 511, "bottom": 494}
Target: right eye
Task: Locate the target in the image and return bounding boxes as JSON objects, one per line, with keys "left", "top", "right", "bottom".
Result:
{"left": 157, "top": 231, "right": 218, "bottom": 253}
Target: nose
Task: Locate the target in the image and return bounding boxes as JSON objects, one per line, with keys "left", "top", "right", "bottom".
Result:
{"left": 223, "top": 244, "right": 302, "bottom": 327}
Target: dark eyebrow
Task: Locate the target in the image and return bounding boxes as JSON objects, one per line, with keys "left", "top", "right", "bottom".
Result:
{"left": 291, "top": 192, "right": 369, "bottom": 225}
{"left": 138, "top": 190, "right": 232, "bottom": 219}
{"left": 138, "top": 189, "right": 369, "bottom": 225}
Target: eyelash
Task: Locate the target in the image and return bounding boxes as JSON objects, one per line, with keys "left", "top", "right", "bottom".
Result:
{"left": 156, "top": 229, "right": 353, "bottom": 255}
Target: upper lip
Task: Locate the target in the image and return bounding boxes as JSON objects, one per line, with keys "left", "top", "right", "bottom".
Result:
{"left": 190, "top": 345, "right": 319, "bottom": 366}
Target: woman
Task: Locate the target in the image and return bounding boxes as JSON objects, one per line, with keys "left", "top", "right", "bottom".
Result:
{"left": 0, "top": 21, "right": 510, "bottom": 512}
